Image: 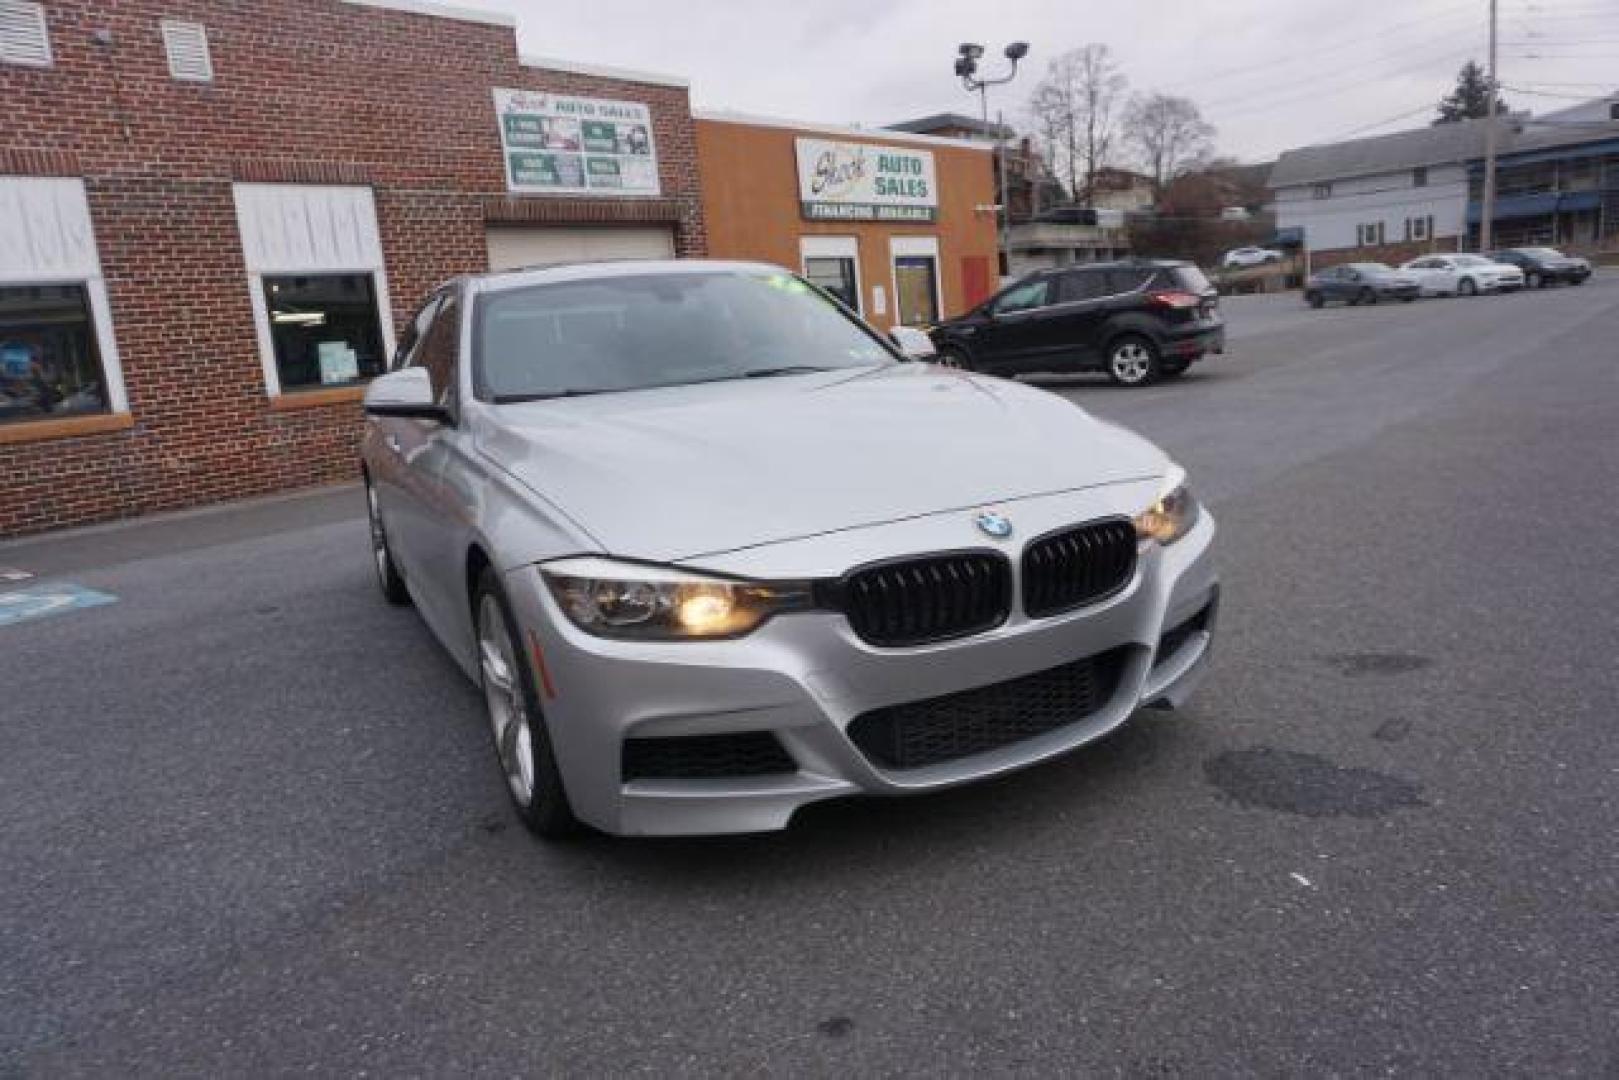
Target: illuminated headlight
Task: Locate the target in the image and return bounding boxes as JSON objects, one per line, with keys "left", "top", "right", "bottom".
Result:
{"left": 1134, "top": 465, "right": 1200, "bottom": 546}
{"left": 540, "top": 557, "right": 813, "bottom": 640}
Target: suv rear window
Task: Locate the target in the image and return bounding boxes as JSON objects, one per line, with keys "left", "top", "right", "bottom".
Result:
{"left": 1162, "top": 265, "right": 1214, "bottom": 293}
{"left": 1055, "top": 270, "right": 1108, "bottom": 302}
{"left": 1104, "top": 269, "right": 1152, "bottom": 294}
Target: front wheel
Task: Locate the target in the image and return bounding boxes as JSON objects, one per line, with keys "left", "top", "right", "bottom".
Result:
{"left": 1359, "top": 287, "right": 1378, "bottom": 305}
{"left": 1106, "top": 335, "right": 1161, "bottom": 387}
{"left": 475, "top": 572, "right": 580, "bottom": 838}
{"left": 1306, "top": 291, "right": 1324, "bottom": 309}
{"left": 365, "top": 478, "right": 410, "bottom": 606}
{"left": 934, "top": 346, "right": 973, "bottom": 371}
{"left": 1458, "top": 278, "right": 1478, "bottom": 297}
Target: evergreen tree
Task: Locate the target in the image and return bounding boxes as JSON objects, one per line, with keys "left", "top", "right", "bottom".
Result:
{"left": 1434, "top": 61, "right": 1510, "bottom": 124}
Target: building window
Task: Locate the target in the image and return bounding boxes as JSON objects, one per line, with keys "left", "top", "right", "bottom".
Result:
{"left": 1412, "top": 167, "right": 1428, "bottom": 188}
{"left": 0, "top": 285, "right": 109, "bottom": 425}
{"left": 0, "top": 1, "right": 52, "bottom": 67}
{"left": 232, "top": 183, "right": 394, "bottom": 398}
{"left": 1312, "top": 182, "right": 1333, "bottom": 199}
{"left": 1357, "top": 222, "right": 1385, "bottom": 247}
{"left": 1405, "top": 215, "right": 1431, "bottom": 242}
{"left": 160, "top": 19, "right": 213, "bottom": 82}
{"left": 262, "top": 274, "right": 387, "bottom": 391}
{"left": 803, "top": 257, "right": 859, "bottom": 312}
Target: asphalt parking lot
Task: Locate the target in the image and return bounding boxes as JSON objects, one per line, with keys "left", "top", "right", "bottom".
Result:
{"left": 3, "top": 273, "right": 1617, "bottom": 1075}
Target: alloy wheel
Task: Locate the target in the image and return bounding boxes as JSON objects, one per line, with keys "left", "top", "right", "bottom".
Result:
{"left": 1110, "top": 341, "right": 1153, "bottom": 385}
{"left": 478, "top": 595, "right": 536, "bottom": 807}
{"left": 366, "top": 483, "right": 390, "bottom": 585}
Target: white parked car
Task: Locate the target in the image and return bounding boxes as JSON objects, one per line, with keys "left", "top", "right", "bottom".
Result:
{"left": 1399, "top": 254, "right": 1525, "bottom": 297}
{"left": 1221, "top": 246, "right": 1282, "bottom": 269}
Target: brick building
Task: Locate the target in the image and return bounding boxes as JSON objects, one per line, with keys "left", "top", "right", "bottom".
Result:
{"left": 0, "top": 0, "right": 705, "bottom": 536}
{"left": 696, "top": 112, "right": 999, "bottom": 328}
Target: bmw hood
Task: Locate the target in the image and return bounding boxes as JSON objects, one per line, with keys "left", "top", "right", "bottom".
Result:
{"left": 479, "top": 364, "right": 1168, "bottom": 562}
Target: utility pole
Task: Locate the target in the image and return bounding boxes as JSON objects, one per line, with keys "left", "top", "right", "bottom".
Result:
{"left": 1480, "top": 0, "right": 1499, "bottom": 251}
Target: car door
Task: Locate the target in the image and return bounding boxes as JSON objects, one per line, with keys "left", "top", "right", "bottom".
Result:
{"left": 388, "top": 286, "right": 474, "bottom": 647}
{"left": 1407, "top": 258, "right": 1444, "bottom": 295}
{"left": 967, "top": 275, "right": 1057, "bottom": 373}
{"left": 1328, "top": 267, "right": 1359, "bottom": 301}
{"left": 369, "top": 290, "right": 442, "bottom": 577}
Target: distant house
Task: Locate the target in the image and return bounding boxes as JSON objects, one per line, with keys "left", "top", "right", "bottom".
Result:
{"left": 1270, "top": 94, "right": 1619, "bottom": 261}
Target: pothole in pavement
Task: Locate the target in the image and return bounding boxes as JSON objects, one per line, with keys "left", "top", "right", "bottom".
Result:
{"left": 1203, "top": 747, "right": 1426, "bottom": 818}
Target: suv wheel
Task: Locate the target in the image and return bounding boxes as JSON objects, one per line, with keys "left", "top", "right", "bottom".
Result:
{"left": 935, "top": 346, "right": 972, "bottom": 371}
{"left": 1107, "top": 335, "right": 1161, "bottom": 387}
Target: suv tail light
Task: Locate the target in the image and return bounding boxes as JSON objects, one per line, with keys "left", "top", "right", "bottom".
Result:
{"left": 1147, "top": 290, "right": 1203, "bottom": 310}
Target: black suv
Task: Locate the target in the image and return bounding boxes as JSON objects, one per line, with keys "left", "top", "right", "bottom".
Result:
{"left": 928, "top": 260, "right": 1224, "bottom": 386}
{"left": 1487, "top": 247, "right": 1593, "bottom": 288}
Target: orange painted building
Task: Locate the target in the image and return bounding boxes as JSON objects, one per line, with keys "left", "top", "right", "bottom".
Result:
{"left": 694, "top": 112, "right": 999, "bottom": 329}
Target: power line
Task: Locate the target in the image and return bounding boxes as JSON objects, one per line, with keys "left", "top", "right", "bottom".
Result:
{"left": 1154, "top": 2, "right": 1479, "bottom": 93}
{"left": 1204, "top": 43, "right": 1478, "bottom": 119}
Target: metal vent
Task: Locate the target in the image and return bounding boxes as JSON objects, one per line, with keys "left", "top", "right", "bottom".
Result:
{"left": 0, "top": 1, "right": 51, "bottom": 68}
{"left": 161, "top": 19, "right": 212, "bottom": 82}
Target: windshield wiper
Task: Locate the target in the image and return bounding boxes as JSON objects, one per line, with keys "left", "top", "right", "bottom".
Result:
{"left": 740, "top": 365, "right": 836, "bottom": 378}
{"left": 493, "top": 389, "right": 612, "bottom": 403}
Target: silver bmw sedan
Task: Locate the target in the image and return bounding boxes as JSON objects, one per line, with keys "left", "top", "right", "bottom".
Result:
{"left": 360, "top": 260, "right": 1218, "bottom": 837}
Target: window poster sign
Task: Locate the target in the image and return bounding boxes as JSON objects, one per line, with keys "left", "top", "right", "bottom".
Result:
{"left": 493, "top": 89, "right": 661, "bottom": 196}
{"left": 795, "top": 138, "right": 938, "bottom": 222}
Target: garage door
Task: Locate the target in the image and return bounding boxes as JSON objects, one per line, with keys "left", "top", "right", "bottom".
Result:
{"left": 485, "top": 226, "right": 676, "bottom": 270}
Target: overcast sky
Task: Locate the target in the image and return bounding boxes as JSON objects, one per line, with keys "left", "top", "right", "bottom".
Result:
{"left": 454, "top": 0, "right": 1619, "bottom": 164}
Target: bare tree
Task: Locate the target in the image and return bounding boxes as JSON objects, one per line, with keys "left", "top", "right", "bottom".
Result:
{"left": 1124, "top": 92, "right": 1217, "bottom": 193}
{"left": 1026, "top": 44, "right": 1127, "bottom": 205}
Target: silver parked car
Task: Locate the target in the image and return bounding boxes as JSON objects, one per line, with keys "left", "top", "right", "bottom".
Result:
{"left": 361, "top": 261, "right": 1218, "bottom": 837}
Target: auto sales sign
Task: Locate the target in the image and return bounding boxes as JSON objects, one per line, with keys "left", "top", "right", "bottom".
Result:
{"left": 795, "top": 138, "right": 938, "bottom": 222}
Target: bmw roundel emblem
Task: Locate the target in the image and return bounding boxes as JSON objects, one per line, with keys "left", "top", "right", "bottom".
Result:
{"left": 974, "top": 511, "right": 1013, "bottom": 539}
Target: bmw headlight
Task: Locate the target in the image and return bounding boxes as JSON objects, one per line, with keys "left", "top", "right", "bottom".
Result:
{"left": 540, "top": 557, "right": 814, "bottom": 640}
{"left": 1134, "top": 465, "right": 1200, "bottom": 546}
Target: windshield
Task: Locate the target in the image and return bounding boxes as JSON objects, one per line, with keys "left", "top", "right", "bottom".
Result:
{"left": 1349, "top": 263, "right": 1393, "bottom": 274}
{"left": 473, "top": 270, "right": 895, "bottom": 400}
{"left": 1520, "top": 247, "right": 1564, "bottom": 259}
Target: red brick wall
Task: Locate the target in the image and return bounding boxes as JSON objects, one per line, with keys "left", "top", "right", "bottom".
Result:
{"left": 0, "top": 0, "right": 705, "bottom": 536}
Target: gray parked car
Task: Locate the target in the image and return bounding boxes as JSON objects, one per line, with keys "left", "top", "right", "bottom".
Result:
{"left": 361, "top": 261, "right": 1218, "bottom": 837}
{"left": 1303, "top": 263, "right": 1421, "bottom": 307}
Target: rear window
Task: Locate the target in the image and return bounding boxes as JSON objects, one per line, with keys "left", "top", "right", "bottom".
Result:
{"left": 1104, "top": 269, "right": 1153, "bottom": 294}
{"left": 1165, "top": 265, "right": 1213, "bottom": 293}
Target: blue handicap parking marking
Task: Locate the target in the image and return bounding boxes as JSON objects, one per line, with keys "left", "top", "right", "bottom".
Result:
{"left": 0, "top": 584, "right": 118, "bottom": 628}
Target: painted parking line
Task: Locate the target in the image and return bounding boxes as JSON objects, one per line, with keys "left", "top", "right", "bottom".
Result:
{"left": 0, "top": 584, "right": 118, "bottom": 628}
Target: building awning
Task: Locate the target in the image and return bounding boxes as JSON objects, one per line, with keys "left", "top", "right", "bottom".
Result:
{"left": 1467, "top": 190, "right": 1602, "bottom": 223}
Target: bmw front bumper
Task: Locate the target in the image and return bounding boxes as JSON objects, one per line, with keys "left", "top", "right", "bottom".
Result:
{"left": 503, "top": 479, "right": 1218, "bottom": 836}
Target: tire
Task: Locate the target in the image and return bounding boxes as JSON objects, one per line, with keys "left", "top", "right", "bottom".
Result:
{"left": 1306, "top": 291, "right": 1324, "bottom": 309}
{"left": 474, "top": 570, "right": 580, "bottom": 838}
{"left": 1525, "top": 271, "right": 1541, "bottom": 289}
{"left": 934, "top": 346, "right": 973, "bottom": 372}
{"left": 1401, "top": 295, "right": 1416, "bottom": 303}
{"left": 1358, "top": 287, "right": 1377, "bottom": 306}
{"left": 1458, "top": 277, "right": 1477, "bottom": 297}
{"left": 365, "top": 477, "right": 410, "bottom": 606}
{"left": 1106, "top": 334, "right": 1161, "bottom": 387}
{"left": 1570, "top": 276, "right": 1585, "bottom": 287}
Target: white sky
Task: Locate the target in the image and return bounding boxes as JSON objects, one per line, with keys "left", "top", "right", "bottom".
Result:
{"left": 453, "top": 0, "right": 1619, "bottom": 163}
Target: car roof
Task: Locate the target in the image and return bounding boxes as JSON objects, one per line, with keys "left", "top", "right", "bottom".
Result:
{"left": 462, "top": 258, "right": 794, "bottom": 297}
{"left": 1046, "top": 258, "right": 1189, "bottom": 273}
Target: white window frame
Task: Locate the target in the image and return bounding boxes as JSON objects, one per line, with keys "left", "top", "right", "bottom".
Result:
{"left": 799, "top": 235, "right": 862, "bottom": 315}
{"left": 0, "top": 176, "right": 129, "bottom": 417}
{"left": 888, "top": 235, "right": 943, "bottom": 329}
{"left": 231, "top": 183, "right": 395, "bottom": 397}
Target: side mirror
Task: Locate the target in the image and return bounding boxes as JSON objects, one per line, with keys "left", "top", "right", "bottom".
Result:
{"left": 889, "top": 326, "right": 938, "bottom": 361}
{"left": 364, "top": 367, "right": 448, "bottom": 421}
